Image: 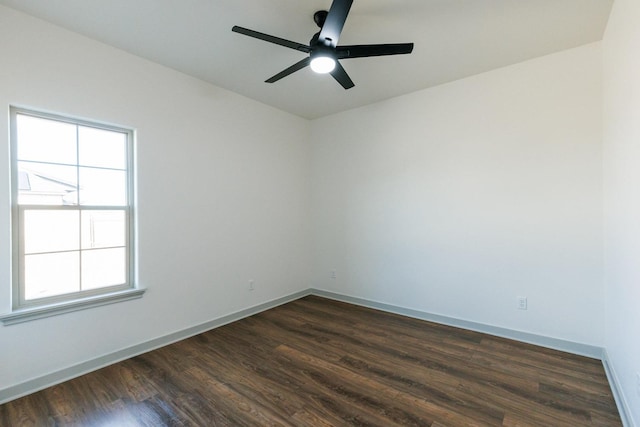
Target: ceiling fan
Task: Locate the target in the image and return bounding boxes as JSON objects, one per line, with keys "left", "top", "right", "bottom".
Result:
{"left": 232, "top": 0, "right": 414, "bottom": 89}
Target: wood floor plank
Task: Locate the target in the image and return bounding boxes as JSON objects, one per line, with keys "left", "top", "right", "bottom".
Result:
{"left": 276, "top": 344, "right": 492, "bottom": 426}
{"left": 0, "top": 295, "right": 622, "bottom": 426}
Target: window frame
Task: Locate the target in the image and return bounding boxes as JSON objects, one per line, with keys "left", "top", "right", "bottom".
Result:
{"left": 2, "top": 106, "right": 142, "bottom": 324}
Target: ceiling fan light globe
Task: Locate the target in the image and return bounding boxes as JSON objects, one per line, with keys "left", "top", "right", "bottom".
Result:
{"left": 310, "top": 56, "right": 336, "bottom": 74}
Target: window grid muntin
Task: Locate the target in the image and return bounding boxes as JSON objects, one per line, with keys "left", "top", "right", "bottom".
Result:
{"left": 10, "top": 107, "right": 135, "bottom": 309}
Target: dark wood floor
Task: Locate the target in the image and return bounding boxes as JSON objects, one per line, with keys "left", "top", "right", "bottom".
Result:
{"left": 1, "top": 296, "right": 621, "bottom": 426}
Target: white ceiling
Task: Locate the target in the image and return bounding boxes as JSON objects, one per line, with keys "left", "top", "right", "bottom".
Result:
{"left": 0, "top": 0, "right": 612, "bottom": 119}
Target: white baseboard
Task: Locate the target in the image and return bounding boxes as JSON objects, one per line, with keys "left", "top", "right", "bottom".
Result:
{"left": 1, "top": 287, "right": 634, "bottom": 427}
{"left": 602, "top": 349, "right": 636, "bottom": 427}
{"left": 311, "top": 289, "right": 603, "bottom": 357}
{"left": 0, "top": 289, "right": 311, "bottom": 405}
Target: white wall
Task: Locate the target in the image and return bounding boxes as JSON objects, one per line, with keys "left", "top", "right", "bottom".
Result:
{"left": 603, "top": 0, "right": 640, "bottom": 423}
{"left": 311, "top": 43, "right": 604, "bottom": 346}
{"left": 0, "top": 6, "right": 311, "bottom": 391}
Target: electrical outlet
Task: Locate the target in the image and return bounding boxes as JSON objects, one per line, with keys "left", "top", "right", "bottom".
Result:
{"left": 330, "top": 270, "right": 337, "bottom": 280}
{"left": 249, "top": 280, "right": 255, "bottom": 291}
{"left": 517, "top": 296, "right": 527, "bottom": 310}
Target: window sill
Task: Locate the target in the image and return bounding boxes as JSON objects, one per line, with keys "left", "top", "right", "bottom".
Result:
{"left": 0, "top": 288, "right": 146, "bottom": 326}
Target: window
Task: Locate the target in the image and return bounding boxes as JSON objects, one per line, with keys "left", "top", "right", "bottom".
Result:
{"left": 2, "top": 107, "right": 142, "bottom": 324}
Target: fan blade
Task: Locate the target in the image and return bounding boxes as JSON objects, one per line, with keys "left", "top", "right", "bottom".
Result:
{"left": 330, "top": 61, "right": 355, "bottom": 89}
{"left": 318, "top": 0, "right": 353, "bottom": 48}
{"left": 232, "top": 26, "right": 311, "bottom": 53}
{"left": 336, "top": 43, "right": 414, "bottom": 59}
{"left": 265, "top": 57, "right": 312, "bottom": 83}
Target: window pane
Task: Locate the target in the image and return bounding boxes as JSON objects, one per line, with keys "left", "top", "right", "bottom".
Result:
{"left": 78, "top": 168, "right": 127, "bottom": 206}
{"left": 24, "top": 252, "right": 80, "bottom": 300}
{"left": 81, "top": 210, "right": 126, "bottom": 249}
{"left": 78, "top": 126, "right": 127, "bottom": 170}
{"left": 17, "top": 114, "right": 77, "bottom": 165}
{"left": 24, "top": 210, "right": 80, "bottom": 254}
{"left": 12, "top": 107, "right": 135, "bottom": 310}
{"left": 18, "top": 162, "right": 78, "bottom": 205}
{"left": 81, "top": 248, "right": 126, "bottom": 290}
